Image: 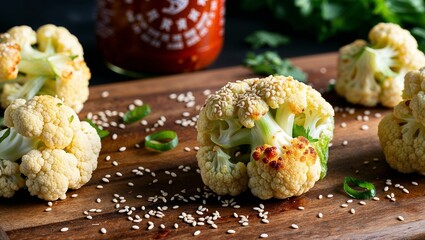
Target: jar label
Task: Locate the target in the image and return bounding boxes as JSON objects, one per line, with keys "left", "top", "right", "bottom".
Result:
{"left": 97, "top": 0, "right": 224, "bottom": 51}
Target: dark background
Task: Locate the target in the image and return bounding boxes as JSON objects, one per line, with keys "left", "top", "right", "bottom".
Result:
{"left": 0, "top": 0, "right": 347, "bottom": 85}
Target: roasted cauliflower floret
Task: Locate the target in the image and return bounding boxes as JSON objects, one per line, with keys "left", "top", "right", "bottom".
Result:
{"left": 196, "top": 75, "right": 334, "bottom": 199}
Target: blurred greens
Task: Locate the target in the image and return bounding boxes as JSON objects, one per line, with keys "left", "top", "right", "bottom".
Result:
{"left": 241, "top": 0, "right": 425, "bottom": 51}
{"left": 245, "top": 31, "right": 290, "bottom": 49}
{"left": 244, "top": 51, "right": 307, "bottom": 82}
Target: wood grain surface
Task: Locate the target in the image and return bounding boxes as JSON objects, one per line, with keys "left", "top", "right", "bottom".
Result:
{"left": 2, "top": 52, "right": 425, "bottom": 239}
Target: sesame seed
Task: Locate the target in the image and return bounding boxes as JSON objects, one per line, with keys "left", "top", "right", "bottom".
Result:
{"left": 397, "top": 216, "right": 405, "bottom": 221}
{"left": 291, "top": 224, "right": 299, "bottom": 229}
{"left": 373, "top": 197, "right": 380, "bottom": 201}
{"left": 194, "top": 230, "right": 201, "bottom": 236}
{"left": 128, "top": 182, "right": 134, "bottom": 187}
{"left": 261, "top": 219, "right": 270, "bottom": 224}
{"left": 227, "top": 229, "right": 236, "bottom": 234}
{"left": 184, "top": 147, "right": 191, "bottom": 152}
{"left": 102, "top": 178, "right": 109, "bottom": 183}
{"left": 132, "top": 225, "right": 140, "bottom": 230}
{"left": 360, "top": 125, "right": 369, "bottom": 131}
{"left": 105, "top": 155, "right": 111, "bottom": 161}
{"left": 340, "top": 204, "right": 348, "bottom": 208}
{"left": 174, "top": 223, "right": 179, "bottom": 229}
{"left": 340, "top": 122, "right": 347, "bottom": 128}
{"left": 60, "top": 227, "right": 69, "bottom": 232}
{"left": 318, "top": 194, "right": 323, "bottom": 199}
{"left": 112, "top": 161, "right": 118, "bottom": 166}
{"left": 317, "top": 213, "right": 323, "bottom": 218}
{"left": 327, "top": 194, "right": 333, "bottom": 198}
{"left": 112, "top": 134, "right": 117, "bottom": 140}
{"left": 96, "top": 185, "right": 104, "bottom": 189}
{"left": 116, "top": 172, "right": 123, "bottom": 177}
{"left": 71, "top": 194, "right": 78, "bottom": 198}
{"left": 412, "top": 181, "right": 418, "bottom": 186}
{"left": 101, "top": 91, "right": 109, "bottom": 98}
{"left": 342, "top": 140, "right": 348, "bottom": 146}
{"left": 118, "top": 147, "right": 126, "bottom": 152}
{"left": 96, "top": 198, "right": 101, "bottom": 203}
{"left": 350, "top": 208, "right": 356, "bottom": 214}
{"left": 403, "top": 188, "right": 409, "bottom": 194}
{"left": 359, "top": 201, "right": 366, "bottom": 205}
{"left": 45, "top": 207, "right": 52, "bottom": 212}
{"left": 260, "top": 233, "right": 269, "bottom": 238}
{"left": 100, "top": 228, "right": 107, "bottom": 234}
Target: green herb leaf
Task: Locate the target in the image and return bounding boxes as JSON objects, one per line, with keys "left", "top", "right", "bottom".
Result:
{"left": 343, "top": 176, "right": 376, "bottom": 199}
{"left": 244, "top": 51, "right": 307, "bottom": 82}
{"left": 292, "top": 125, "right": 318, "bottom": 142}
{"left": 245, "top": 31, "right": 290, "bottom": 49}
{"left": 145, "top": 130, "right": 179, "bottom": 152}
{"left": 85, "top": 119, "right": 110, "bottom": 139}
{"left": 123, "top": 104, "right": 151, "bottom": 124}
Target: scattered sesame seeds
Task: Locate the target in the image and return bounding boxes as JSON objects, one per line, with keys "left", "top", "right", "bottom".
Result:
{"left": 60, "top": 227, "right": 69, "bottom": 232}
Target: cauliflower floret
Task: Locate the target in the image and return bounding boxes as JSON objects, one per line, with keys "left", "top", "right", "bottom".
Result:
{"left": 197, "top": 75, "right": 334, "bottom": 199}
{"left": 378, "top": 67, "right": 425, "bottom": 174}
{"left": 336, "top": 22, "right": 425, "bottom": 107}
{"left": 0, "top": 24, "right": 90, "bottom": 112}
{"left": 0, "top": 95, "right": 101, "bottom": 200}
{"left": 20, "top": 149, "right": 80, "bottom": 201}
{"left": 248, "top": 140, "right": 321, "bottom": 200}
{"left": 197, "top": 145, "right": 248, "bottom": 196}
{"left": 0, "top": 160, "right": 25, "bottom": 198}
{"left": 4, "top": 95, "right": 80, "bottom": 149}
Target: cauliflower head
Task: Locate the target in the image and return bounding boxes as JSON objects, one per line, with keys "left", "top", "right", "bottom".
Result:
{"left": 0, "top": 24, "right": 90, "bottom": 112}
{"left": 378, "top": 67, "right": 425, "bottom": 174}
{"left": 336, "top": 22, "right": 425, "bottom": 107}
{"left": 196, "top": 75, "right": 334, "bottom": 200}
{"left": 0, "top": 95, "right": 101, "bottom": 200}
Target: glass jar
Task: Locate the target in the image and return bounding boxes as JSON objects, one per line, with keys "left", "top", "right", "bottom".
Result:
{"left": 96, "top": 0, "right": 225, "bottom": 76}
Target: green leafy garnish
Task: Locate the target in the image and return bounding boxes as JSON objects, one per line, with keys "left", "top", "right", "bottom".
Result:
{"left": 145, "top": 130, "right": 179, "bottom": 152}
{"left": 85, "top": 119, "right": 110, "bottom": 139}
{"left": 123, "top": 104, "right": 151, "bottom": 124}
{"left": 245, "top": 31, "right": 290, "bottom": 49}
{"left": 343, "top": 177, "right": 376, "bottom": 199}
{"left": 244, "top": 51, "right": 307, "bottom": 82}
{"left": 240, "top": 0, "right": 425, "bottom": 50}
{"left": 292, "top": 125, "right": 318, "bottom": 142}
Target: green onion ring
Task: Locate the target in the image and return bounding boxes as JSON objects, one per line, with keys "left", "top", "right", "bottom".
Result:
{"left": 343, "top": 176, "right": 376, "bottom": 199}
{"left": 123, "top": 104, "right": 151, "bottom": 124}
{"left": 145, "top": 130, "right": 178, "bottom": 152}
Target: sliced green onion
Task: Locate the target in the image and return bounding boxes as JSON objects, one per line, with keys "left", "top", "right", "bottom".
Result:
{"left": 123, "top": 104, "right": 151, "bottom": 124}
{"left": 145, "top": 130, "right": 178, "bottom": 152}
{"left": 85, "top": 119, "right": 110, "bottom": 139}
{"left": 0, "top": 128, "right": 10, "bottom": 143}
{"left": 343, "top": 176, "right": 376, "bottom": 199}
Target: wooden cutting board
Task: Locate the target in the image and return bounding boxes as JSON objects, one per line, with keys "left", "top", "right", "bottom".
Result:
{"left": 2, "top": 52, "right": 425, "bottom": 239}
